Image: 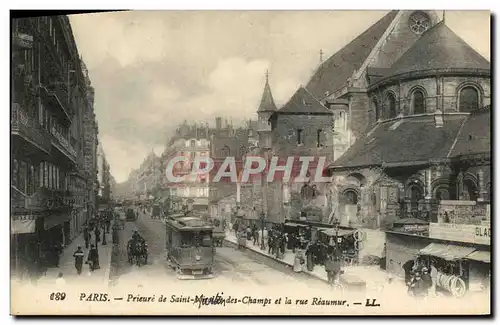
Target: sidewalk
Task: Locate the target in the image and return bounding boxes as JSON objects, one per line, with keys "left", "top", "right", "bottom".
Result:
{"left": 37, "top": 230, "right": 113, "bottom": 287}
{"left": 224, "top": 231, "right": 405, "bottom": 293}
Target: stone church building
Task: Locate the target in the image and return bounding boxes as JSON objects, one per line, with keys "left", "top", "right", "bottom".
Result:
{"left": 251, "top": 10, "right": 490, "bottom": 228}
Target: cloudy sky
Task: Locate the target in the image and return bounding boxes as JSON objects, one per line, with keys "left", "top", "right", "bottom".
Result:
{"left": 69, "top": 10, "right": 490, "bottom": 183}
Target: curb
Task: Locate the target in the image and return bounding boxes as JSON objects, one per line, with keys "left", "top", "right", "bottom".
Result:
{"left": 223, "top": 238, "right": 329, "bottom": 284}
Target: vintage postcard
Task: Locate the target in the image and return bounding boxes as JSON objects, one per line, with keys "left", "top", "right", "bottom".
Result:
{"left": 10, "top": 10, "right": 491, "bottom": 316}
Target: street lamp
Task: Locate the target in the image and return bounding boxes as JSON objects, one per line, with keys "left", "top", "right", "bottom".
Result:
{"left": 331, "top": 218, "right": 341, "bottom": 255}
{"left": 260, "top": 211, "right": 266, "bottom": 250}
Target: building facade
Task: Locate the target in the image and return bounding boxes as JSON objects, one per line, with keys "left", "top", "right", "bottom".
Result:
{"left": 252, "top": 74, "right": 335, "bottom": 225}
{"left": 11, "top": 15, "right": 97, "bottom": 276}
{"left": 161, "top": 122, "right": 211, "bottom": 212}
{"left": 324, "top": 13, "right": 491, "bottom": 229}
{"left": 97, "top": 143, "right": 113, "bottom": 205}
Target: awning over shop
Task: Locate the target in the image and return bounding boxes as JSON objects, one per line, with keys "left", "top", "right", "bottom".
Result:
{"left": 466, "top": 250, "right": 490, "bottom": 264}
{"left": 319, "top": 228, "right": 356, "bottom": 237}
{"left": 44, "top": 212, "right": 72, "bottom": 230}
{"left": 419, "top": 243, "right": 476, "bottom": 261}
{"left": 11, "top": 218, "right": 36, "bottom": 234}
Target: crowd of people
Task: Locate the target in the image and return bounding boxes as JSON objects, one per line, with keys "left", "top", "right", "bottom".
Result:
{"left": 231, "top": 221, "right": 345, "bottom": 285}
{"left": 72, "top": 214, "right": 112, "bottom": 276}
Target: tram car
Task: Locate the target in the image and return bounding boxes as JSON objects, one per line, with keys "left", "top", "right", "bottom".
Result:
{"left": 165, "top": 214, "right": 215, "bottom": 279}
{"left": 125, "top": 207, "right": 137, "bottom": 221}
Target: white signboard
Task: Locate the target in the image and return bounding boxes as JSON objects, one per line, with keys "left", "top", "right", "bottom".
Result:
{"left": 429, "top": 223, "right": 490, "bottom": 246}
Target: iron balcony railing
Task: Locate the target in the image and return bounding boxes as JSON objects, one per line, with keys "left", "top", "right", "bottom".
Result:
{"left": 11, "top": 103, "right": 52, "bottom": 153}
{"left": 50, "top": 126, "right": 77, "bottom": 162}
{"left": 44, "top": 82, "right": 72, "bottom": 120}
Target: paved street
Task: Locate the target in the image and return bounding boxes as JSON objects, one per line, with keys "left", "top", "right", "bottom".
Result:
{"left": 110, "top": 211, "right": 332, "bottom": 291}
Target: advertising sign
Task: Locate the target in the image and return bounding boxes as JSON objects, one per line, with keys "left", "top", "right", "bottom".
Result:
{"left": 429, "top": 223, "right": 490, "bottom": 246}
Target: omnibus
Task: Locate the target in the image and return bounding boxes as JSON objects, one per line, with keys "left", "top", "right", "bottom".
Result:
{"left": 165, "top": 214, "right": 215, "bottom": 279}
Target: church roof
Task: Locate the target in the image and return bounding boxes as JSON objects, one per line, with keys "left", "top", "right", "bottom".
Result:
{"left": 305, "top": 10, "right": 399, "bottom": 99}
{"left": 328, "top": 114, "right": 468, "bottom": 170}
{"left": 275, "top": 87, "right": 331, "bottom": 115}
{"left": 257, "top": 77, "right": 278, "bottom": 112}
{"left": 386, "top": 22, "right": 490, "bottom": 77}
{"left": 449, "top": 108, "right": 491, "bottom": 158}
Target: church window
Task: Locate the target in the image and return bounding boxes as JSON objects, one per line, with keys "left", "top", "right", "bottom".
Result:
{"left": 372, "top": 98, "right": 379, "bottom": 121}
{"left": 412, "top": 89, "right": 425, "bottom": 114}
{"left": 385, "top": 93, "right": 397, "bottom": 118}
{"left": 408, "top": 11, "right": 430, "bottom": 35}
{"left": 297, "top": 129, "right": 303, "bottom": 145}
{"left": 343, "top": 189, "right": 358, "bottom": 205}
{"left": 459, "top": 86, "right": 480, "bottom": 112}
{"left": 316, "top": 129, "right": 322, "bottom": 147}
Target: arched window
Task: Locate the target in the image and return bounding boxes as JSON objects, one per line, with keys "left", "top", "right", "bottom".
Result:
{"left": 463, "top": 179, "right": 478, "bottom": 201}
{"left": 434, "top": 186, "right": 450, "bottom": 201}
{"left": 408, "top": 184, "right": 423, "bottom": 202}
{"left": 343, "top": 189, "right": 358, "bottom": 205}
{"left": 385, "top": 93, "right": 397, "bottom": 118}
{"left": 412, "top": 89, "right": 425, "bottom": 114}
{"left": 372, "top": 98, "right": 380, "bottom": 122}
{"left": 459, "top": 86, "right": 480, "bottom": 112}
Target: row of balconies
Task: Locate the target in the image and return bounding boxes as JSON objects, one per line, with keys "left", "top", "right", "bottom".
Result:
{"left": 11, "top": 186, "right": 76, "bottom": 211}
{"left": 50, "top": 126, "right": 77, "bottom": 161}
{"left": 11, "top": 103, "right": 52, "bottom": 153}
{"left": 12, "top": 102, "right": 78, "bottom": 163}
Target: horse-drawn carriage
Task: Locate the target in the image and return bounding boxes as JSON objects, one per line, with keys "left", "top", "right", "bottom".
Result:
{"left": 127, "top": 232, "right": 148, "bottom": 266}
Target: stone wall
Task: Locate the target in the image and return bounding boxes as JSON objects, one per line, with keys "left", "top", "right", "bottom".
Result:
{"left": 437, "top": 200, "right": 490, "bottom": 225}
{"left": 272, "top": 114, "right": 334, "bottom": 163}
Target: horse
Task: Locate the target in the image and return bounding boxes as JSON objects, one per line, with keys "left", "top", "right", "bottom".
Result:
{"left": 127, "top": 238, "right": 148, "bottom": 266}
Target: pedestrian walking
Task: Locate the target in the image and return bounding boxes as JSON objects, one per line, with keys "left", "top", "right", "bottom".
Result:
{"left": 293, "top": 248, "right": 306, "bottom": 273}
{"left": 253, "top": 229, "right": 259, "bottom": 246}
{"left": 83, "top": 226, "right": 90, "bottom": 249}
{"left": 87, "top": 245, "right": 99, "bottom": 272}
{"left": 73, "top": 246, "right": 85, "bottom": 275}
{"left": 95, "top": 227, "right": 101, "bottom": 246}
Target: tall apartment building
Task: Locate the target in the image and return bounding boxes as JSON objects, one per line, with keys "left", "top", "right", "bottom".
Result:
{"left": 97, "top": 143, "right": 112, "bottom": 204}
{"left": 161, "top": 121, "right": 211, "bottom": 212}
{"left": 81, "top": 60, "right": 99, "bottom": 218}
{"left": 11, "top": 15, "right": 97, "bottom": 276}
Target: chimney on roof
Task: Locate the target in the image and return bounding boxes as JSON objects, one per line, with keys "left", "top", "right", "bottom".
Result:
{"left": 434, "top": 109, "right": 444, "bottom": 128}
{"left": 215, "top": 117, "right": 222, "bottom": 129}
{"left": 319, "top": 49, "right": 324, "bottom": 63}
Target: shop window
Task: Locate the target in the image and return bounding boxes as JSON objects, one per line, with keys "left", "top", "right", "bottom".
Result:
{"left": 459, "top": 86, "right": 480, "bottom": 112}
{"left": 412, "top": 89, "right": 425, "bottom": 114}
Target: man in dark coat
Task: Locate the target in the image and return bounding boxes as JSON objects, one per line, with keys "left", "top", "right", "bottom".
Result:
{"left": 403, "top": 259, "right": 415, "bottom": 284}
{"left": 305, "top": 242, "right": 314, "bottom": 271}
{"left": 73, "top": 246, "right": 85, "bottom": 275}
{"left": 83, "top": 226, "right": 90, "bottom": 249}
{"left": 87, "top": 245, "right": 99, "bottom": 271}
{"left": 94, "top": 227, "right": 101, "bottom": 246}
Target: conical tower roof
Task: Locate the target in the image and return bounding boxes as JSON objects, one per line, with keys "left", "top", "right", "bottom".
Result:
{"left": 388, "top": 21, "right": 490, "bottom": 76}
{"left": 257, "top": 72, "right": 278, "bottom": 112}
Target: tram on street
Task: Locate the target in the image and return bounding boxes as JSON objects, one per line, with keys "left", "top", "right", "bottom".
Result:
{"left": 165, "top": 213, "right": 215, "bottom": 279}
